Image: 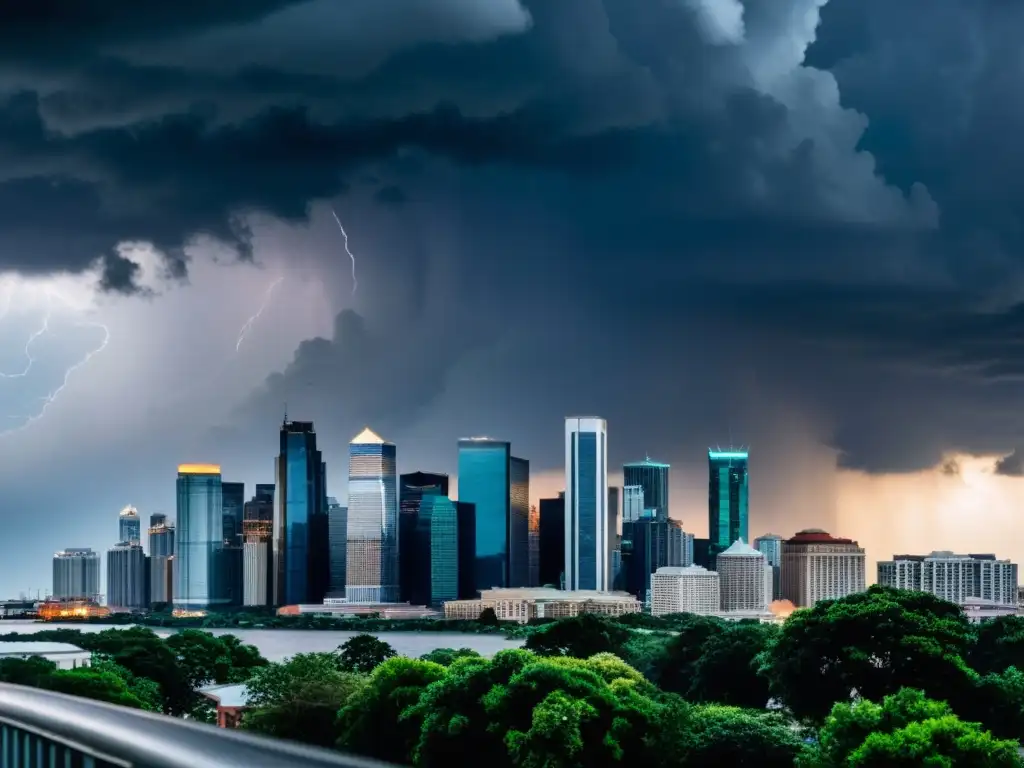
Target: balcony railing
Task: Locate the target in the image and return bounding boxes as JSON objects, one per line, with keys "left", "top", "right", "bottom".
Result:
{"left": 0, "top": 683, "right": 395, "bottom": 767}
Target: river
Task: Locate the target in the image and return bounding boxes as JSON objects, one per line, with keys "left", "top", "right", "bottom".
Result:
{"left": 0, "top": 622, "right": 525, "bottom": 662}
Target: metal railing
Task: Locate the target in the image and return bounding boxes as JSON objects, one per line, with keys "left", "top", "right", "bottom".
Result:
{"left": 0, "top": 683, "right": 396, "bottom": 767}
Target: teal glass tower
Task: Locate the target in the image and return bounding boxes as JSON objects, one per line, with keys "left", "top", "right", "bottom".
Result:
{"left": 708, "top": 449, "right": 749, "bottom": 559}
{"left": 622, "top": 458, "right": 670, "bottom": 521}
{"left": 174, "top": 464, "right": 225, "bottom": 613}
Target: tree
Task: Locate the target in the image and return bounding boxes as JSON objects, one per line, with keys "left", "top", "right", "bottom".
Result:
{"left": 419, "top": 647, "right": 482, "bottom": 666}
{"left": 166, "top": 629, "right": 233, "bottom": 689}
{"left": 762, "top": 586, "right": 975, "bottom": 721}
{"left": 478, "top": 607, "right": 500, "bottom": 626}
{"left": 336, "top": 657, "right": 446, "bottom": 763}
{"left": 686, "top": 622, "right": 777, "bottom": 708}
{"left": 0, "top": 656, "right": 58, "bottom": 687}
{"left": 652, "top": 614, "right": 724, "bottom": 691}
{"left": 336, "top": 634, "right": 397, "bottom": 673}
{"left": 524, "top": 613, "right": 632, "bottom": 659}
{"left": 970, "top": 615, "right": 1024, "bottom": 675}
{"left": 46, "top": 667, "right": 149, "bottom": 709}
{"left": 89, "top": 656, "right": 162, "bottom": 711}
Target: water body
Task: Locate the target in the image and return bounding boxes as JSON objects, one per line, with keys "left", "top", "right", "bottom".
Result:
{"left": 0, "top": 622, "right": 525, "bottom": 663}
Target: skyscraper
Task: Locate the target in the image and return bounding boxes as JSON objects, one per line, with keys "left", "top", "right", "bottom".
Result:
{"left": 414, "top": 495, "right": 476, "bottom": 605}
{"left": 607, "top": 486, "right": 620, "bottom": 586}
{"left": 754, "top": 534, "right": 783, "bottom": 600}
{"left": 782, "top": 529, "right": 865, "bottom": 608}
{"left": 528, "top": 504, "right": 540, "bottom": 587}
{"left": 274, "top": 420, "right": 329, "bottom": 606}
{"left": 509, "top": 456, "right": 530, "bottom": 587}
{"left": 708, "top": 450, "right": 749, "bottom": 560}
{"left": 327, "top": 497, "right": 347, "bottom": 598}
{"left": 346, "top": 427, "right": 399, "bottom": 603}
{"left": 399, "top": 472, "right": 449, "bottom": 603}
{"left": 565, "top": 417, "right": 608, "bottom": 591}
{"left": 717, "top": 539, "right": 770, "bottom": 612}
{"left": 242, "top": 486, "right": 274, "bottom": 607}
{"left": 148, "top": 514, "right": 175, "bottom": 605}
{"left": 622, "top": 485, "right": 644, "bottom": 524}
{"left": 538, "top": 495, "right": 565, "bottom": 588}
{"left": 107, "top": 541, "right": 148, "bottom": 612}
{"left": 457, "top": 438, "right": 514, "bottom": 590}
{"left": 174, "top": 464, "right": 225, "bottom": 613}
{"left": 221, "top": 482, "right": 245, "bottom": 547}
{"left": 623, "top": 458, "right": 669, "bottom": 521}
{"left": 118, "top": 505, "right": 141, "bottom": 544}
{"left": 52, "top": 549, "right": 100, "bottom": 601}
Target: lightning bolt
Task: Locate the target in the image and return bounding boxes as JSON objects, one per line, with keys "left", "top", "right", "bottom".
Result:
{"left": 330, "top": 209, "right": 358, "bottom": 296}
{"left": 236, "top": 276, "right": 284, "bottom": 351}
{"left": 0, "top": 290, "right": 53, "bottom": 379}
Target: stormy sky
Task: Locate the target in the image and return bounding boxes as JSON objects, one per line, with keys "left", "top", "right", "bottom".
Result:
{"left": 1, "top": 0, "right": 1023, "bottom": 596}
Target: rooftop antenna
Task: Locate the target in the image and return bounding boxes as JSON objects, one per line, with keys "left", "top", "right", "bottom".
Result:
{"left": 283, "top": 402, "right": 288, "bottom": 425}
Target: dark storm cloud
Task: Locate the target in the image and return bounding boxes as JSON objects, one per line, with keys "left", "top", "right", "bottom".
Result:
{"left": 2, "top": 0, "right": 1024, "bottom": 475}
{"left": 994, "top": 451, "right": 1024, "bottom": 478}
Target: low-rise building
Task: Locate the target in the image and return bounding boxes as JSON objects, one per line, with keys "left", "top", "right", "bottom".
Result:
{"left": 0, "top": 642, "right": 90, "bottom": 670}
{"left": 277, "top": 602, "right": 441, "bottom": 619}
{"left": 199, "top": 683, "right": 250, "bottom": 729}
{"left": 650, "top": 566, "right": 720, "bottom": 616}
{"left": 443, "top": 588, "right": 641, "bottom": 624}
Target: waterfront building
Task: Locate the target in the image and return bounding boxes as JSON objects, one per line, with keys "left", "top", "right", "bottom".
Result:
{"left": 565, "top": 417, "right": 609, "bottom": 591}
{"left": 398, "top": 472, "right": 449, "bottom": 604}
{"left": 327, "top": 497, "right": 347, "bottom": 598}
{"left": 717, "top": 539, "right": 770, "bottom": 612}
{"left": 346, "top": 427, "right": 399, "bottom": 603}
{"left": 107, "top": 541, "right": 147, "bottom": 612}
{"left": 51, "top": 549, "right": 100, "bottom": 602}
{"left": 242, "top": 487, "right": 274, "bottom": 607}
{"left": 174, "top": 464, "right": 225, "bottom": 613}
{"left": 754, "top": 534, "right": 784, "bottom": 600}
{"left": 877, "top": 551, "right": 1018, "bottom": 607}
{"left": 118, "top": 506, "right": 141, "bottom": 544}
{"left": 443, "top": 587, "right": 641, "bottom": 624}
{"left": 148, "top": 515, "right": 175, "bottom": 605}
{"left": 782, "top": 529, "right": 865, "bottom": 608}
{"left": 708, "top": 449, "right": 749, "bottom": 562}
{"left": 623, "top": 458, "right": 669, "bottom": 521}
{"left": 274, "top": 420, "right": 329, "bottom": 606}
{"left": 538, "top": 495, "right": 565, "bottom": 588}
{"left": 650, "top": 566, "right": 720, "bottom": 616}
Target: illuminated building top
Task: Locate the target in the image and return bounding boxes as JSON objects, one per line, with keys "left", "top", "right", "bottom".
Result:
{"left": 119, "top": 505, "right": 139, "bottom": 517}
{"left": 177, "top": 463, "right": 222, "bottom": 475}
{"left": 350, "top": 427, "right": 388, "bottom": 445}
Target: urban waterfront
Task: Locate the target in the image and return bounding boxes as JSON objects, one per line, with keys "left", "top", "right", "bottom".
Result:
{"left": 0, "top": 621, "right": 524, "bottom": 662}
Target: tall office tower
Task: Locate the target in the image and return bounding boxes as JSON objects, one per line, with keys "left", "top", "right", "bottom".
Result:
{"left": 754, "top": 534, "right": 784, "bottom": 600}
{"left": 717, "top": 539, "right": 769, "bottom": 612}
{"left": 413, "top": 495, "right": 477, "bottom": 605}
{"left": 651, "top": 566, "right": 720, "bottom": 616}
{"left": 607, "top": 487, "right": 620, "bottom": 585}
{"left": 107, "top": 541, "right": 148, "bottom": 611}
{"left": 457, "top": 438, "right": 514, "bottom": 590}
{"left": 623, "top": 514, "right": 656, "bottom": 605}
{"left": 782, "top": 529, "right": 865, "bottom": 608}
{"left": 221, "top": 482, "right": 245, "bottom": 547}
{"left": 327, "top": 497, "right": 348, "bottom": 598}
{"left": 346, "top": 427, "right": 399, "bottom": 603}
{"left": 877, "top": 552, "right": 1018, "bottom": 606}
{"left": 174, "top": 464, "right": 225, "bottom": 613}
{"left": 622, "top": 458, "right": 669, "bottom": 521}
{"left": 622, "top": 485, "right": 645, "bottom": 524}
{"left": 538, "top": 496, "right": 566, "bottom": 587}
{"left": 528, "top": 505, "right": 540, "bottom": 587}
{"left": 52, "top": 549, "right": 100, "bottom": 601}
{"left": 242, "top": 487, "right": 274, "bottom": 607}
{"left": 118, "top": 505, "right": 141, "bottom": 544}
{"left": 509, "top": 456, "right": 530, "bottom": 587}
{"left": 148, "top": 514, "right": 176, "bottom": 605}
{"left": 565, "top": 417, "right": 609, "bottom": 591}
{"left": 708, "top": 449, "right": 749, "bottom": 562}
{"left": 275, "top": 420, "right": 329, "bottom": 606}
{"left": 398, "top": 472, "right": 450, "bottom": 603}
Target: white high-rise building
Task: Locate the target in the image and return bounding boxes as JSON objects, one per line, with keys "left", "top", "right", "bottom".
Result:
{"left": 565, "top": 417, "right": 609, "bottom": 591}
{"left": 52, "top": 549, "right": 101, "bottom": 601}
{"left": 782, "top": 529, "right": 866, "bottom": 608}
{"left": 651, "top": 566, "right": 720, "bottom": 616}
{"left": 623, "top": 485, "right": 644, "bottom": 524}
{"left": 346, "top": 427, "right": 399, "bottom": 604}
{"left": 717, "top": 539, "right": 770, "bottom": 611}
{"left": 877, "top": 552, "right": 1018, "bottom": 606}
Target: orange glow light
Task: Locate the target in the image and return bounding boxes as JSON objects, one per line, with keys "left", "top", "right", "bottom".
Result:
{"left": 178, "top": 463, "right": 221, "bottom": 475}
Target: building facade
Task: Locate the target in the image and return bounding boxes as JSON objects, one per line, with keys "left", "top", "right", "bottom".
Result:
{"left": 275, "top": 420, "right": 329, "bottom": 606}
{"left": 538, "top": 495, "right": 565, "bottom": 588}
{"left": 346, "top": 427, "right": 399, "bottom": 604}
{"left": 242, "top": 486, "right": 274, "bottom": 607}
{"left": 118, "top": 506, "right": 141, "bottom": 544}
{"left": 327, "top": 497, "right": 347, "bottom": 598}
{"left": 754, "top": 534, "right": 784, "bottom": 601}
{"left": 52, "top": 549, "right": 100, "bottom": 602}
{"left": 716, "top": 539, "right": 770, "bottom": 612}
{"left": 221, "top": 482, "right": 245, "bottom": 548}
{"left": 707, "top": 450, "right": 749, "bottom": 561}
{"left": 877, "top": 552, "right": 1018, "bottom": 607}
{"left": 622, "top": 485, "right": 644, "bottom": 524}
{"left": 174, "top": 464, "right": 225, "bottom": 613}
{"left": 565, "top": 417, "right": 609, "bottom": 591}
{"left": 622, "top": 459, "right": 669, "bottom": 521}
{"left": 444, "top": 588, "right": 641, "bottom": 624}
{"left": 509, "top": 456, "right": 530, "bottom": 588}
{"left": 457, "top": 438, "right": 514, "bottom": 591}
{"left": 650, "top": 566, "right": 720, "bottom": 616}
{"left": 607, "top": 487, "right": 619, "bottom": 588}
{"left": 148, "top": 515, "right": 175, "bottom": 605}
{"left": 416, "top": 495, "right": 477, "bottom": 605}
{"left": 398, "top": 472, "right": 449, "bottom": 603}
{"left": 107, "top": 542, "right": 147, "bottom": 612}
{"left": 782, "top": 529, "right": 866, "bottom": 608}
{"left": 528, "top": 504, "right": 540, "bottom": 587}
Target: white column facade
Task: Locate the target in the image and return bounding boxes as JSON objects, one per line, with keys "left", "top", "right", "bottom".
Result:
{"left": 564, "top": 417, "right": 609, "bottom": 591}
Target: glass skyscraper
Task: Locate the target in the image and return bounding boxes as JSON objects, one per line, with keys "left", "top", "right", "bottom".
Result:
{"left": 242, "top": 485, "right": 274, "bottom": 607}
{"left": 708, "top": 449, "right": 749, "bottom": 559}
{"left": 148, "top": 514, "right": 175, "bottom": 605}
{"left": 457, "top": 438, "right": 519, "bottom": 591}
{"left": 538, "top": 495, "right": 565, "bottom": 588}
{"left": 174, "top": 464, "right": 225, "bottom": 613}
{"left": 565, "top": 417, "right": 609, "bottom": 591}
{"left": 52, "top": 548, "right": 100, "bottom": 601}
{"left": 327, "top": 497, "right": 348, "bottom": 598}
{"left": 415, "top": 495, "right": 476, "bottom": 605}
{"left": 274, "top": 421, "right": 329, "bottom": 606}
{"left": 118, "top": 505, "right": 141, "bottom": 544}
{"left": 107, "top": 541, "right": 148, "bottom": 611}
{"left": 221, "top": 482, "right": 245, "bottom": 546}
{"left": 399, "top": 472, "right": 449, "bottom": 604}
{"left": 622, "top": 458, "right": 670, "bottom": 521}
{"left": 346, "top": 427, "right": 399, "bottom": 603}
{"left": 509, "top": 456, "right": 530, "bottom": 588}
